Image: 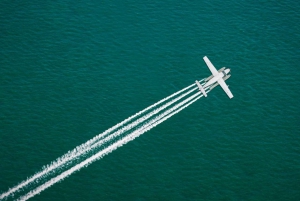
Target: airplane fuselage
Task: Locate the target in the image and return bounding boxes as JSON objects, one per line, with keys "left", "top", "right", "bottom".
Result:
{"left": 204, "top": 68, "right": 230, "bottom": 87}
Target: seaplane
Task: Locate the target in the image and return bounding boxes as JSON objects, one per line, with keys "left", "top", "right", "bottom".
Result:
{"left": 195, "top": 56, "right": 233, "bottom": 99}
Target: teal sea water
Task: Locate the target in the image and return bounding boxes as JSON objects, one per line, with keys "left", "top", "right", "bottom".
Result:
{"left": 1, "top": 1, "right": 300, "bottom": 200}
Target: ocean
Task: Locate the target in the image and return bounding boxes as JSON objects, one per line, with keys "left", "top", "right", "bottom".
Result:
{"left": 1, "top": 0, "right": 299, "bottom": 200}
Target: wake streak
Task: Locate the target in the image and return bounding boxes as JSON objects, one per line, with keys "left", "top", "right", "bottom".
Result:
{"left": 19, "top": 91, "right": 205, "bottom": 201}
{"left": 74, "top": 87, "right": 198, "bottom": 155}
{"left": 0, "top": 82, "right": 203, "bottom": 200}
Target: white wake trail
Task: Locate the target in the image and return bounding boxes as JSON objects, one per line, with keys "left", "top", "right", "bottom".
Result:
{"left": 0, "top": 82, "right": 201, "bottom": 200}
{"left": 18, "top": 91, "right": 205, "bottom": 201}
{"left": 74, "top": 87, "right": 198, "bottom": 153}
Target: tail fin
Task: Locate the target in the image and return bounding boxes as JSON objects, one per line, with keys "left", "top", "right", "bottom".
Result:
{"left": 195, "top": 80, "right": 207, "bottom": 97}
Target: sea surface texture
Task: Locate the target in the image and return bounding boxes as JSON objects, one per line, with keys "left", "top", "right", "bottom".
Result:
{"left": 1, "top": 1, "right": 299, "bottom": 200}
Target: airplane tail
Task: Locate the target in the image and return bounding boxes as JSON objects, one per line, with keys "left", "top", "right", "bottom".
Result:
{"left": 195, "top": 80, "right": 207, "bottom": 97}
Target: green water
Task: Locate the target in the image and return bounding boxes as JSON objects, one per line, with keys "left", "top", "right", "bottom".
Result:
{"left": 1, "top": 1, "right": 299, "bottom": 200}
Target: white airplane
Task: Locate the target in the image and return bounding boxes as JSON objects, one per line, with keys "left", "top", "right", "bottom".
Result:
{"left": 195, "top": 56, "right": 233, "bottom": 99}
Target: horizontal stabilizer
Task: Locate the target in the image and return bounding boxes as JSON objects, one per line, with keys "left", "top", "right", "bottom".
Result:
{"left": 195, "top": 80, "right": 207, "bottom": 97}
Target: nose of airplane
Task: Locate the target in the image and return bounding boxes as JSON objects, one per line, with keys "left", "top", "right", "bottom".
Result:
{"left": 224, "top": 68, "right": 230, "bottom": 74}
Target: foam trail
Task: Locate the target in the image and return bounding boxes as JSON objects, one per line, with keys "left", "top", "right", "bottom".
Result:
{"left": 18, "top": 91, "right": 205, "bottom": 201}
{"left": 72, "top": 87, "right": 198, "bottom": 154}
{"left": 78, "top": 82, "right": 198, "bottom": 146}
{"left": 14, "top": 87, "right": 197, "bottom": 197}
{"left": 0, "top": 82, "right": 201, "bottom": 200}
{"left": 30, "top": 86, "right": 197, "bottom": 179}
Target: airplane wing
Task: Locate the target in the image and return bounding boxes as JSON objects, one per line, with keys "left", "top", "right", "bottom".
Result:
{"left": 203, "top": 56, "right": 218, "bottom": 76}
{"left": 217, "top": 78, "right": 234, "bottom": 99}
